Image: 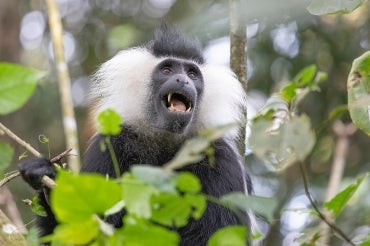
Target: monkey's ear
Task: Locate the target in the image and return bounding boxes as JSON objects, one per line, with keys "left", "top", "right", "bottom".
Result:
{"left": 18, "top": 158, "right": 55, "bottom": 190}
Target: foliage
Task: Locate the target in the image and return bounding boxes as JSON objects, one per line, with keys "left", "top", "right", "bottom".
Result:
{"left": 2, "top": 0, "right": 370, "bottom": 245}
{"left": 249, "top": 65, "right": 324, "bottom": 170}
{"left": 348, "top": 51, "right": 370, "bottom": 135}
{"left": 307, "top": 0, "right": 366, "bottom": 15}
{"left": 0, "top": 63, "right": 46, "bottom": 115}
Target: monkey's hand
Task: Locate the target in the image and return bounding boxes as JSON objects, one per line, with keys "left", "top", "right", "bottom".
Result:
{"left": 18, "top": 158, "right": 56, "bottom": 190}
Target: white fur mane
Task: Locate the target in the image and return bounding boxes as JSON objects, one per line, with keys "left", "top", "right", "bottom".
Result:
{"left": 90, "top": 48, "right": 246, "bottom": 140}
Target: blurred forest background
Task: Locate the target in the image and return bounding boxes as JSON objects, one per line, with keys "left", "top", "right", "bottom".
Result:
{"left": 1, "top": 0, "right": 370, "bottom": 245}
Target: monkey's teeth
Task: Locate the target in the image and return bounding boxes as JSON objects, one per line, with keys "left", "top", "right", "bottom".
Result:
{"left": 167, "top": 93, "right": 172, "bottom": 104}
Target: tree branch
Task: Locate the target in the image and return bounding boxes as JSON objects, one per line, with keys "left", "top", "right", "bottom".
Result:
{"left": 0, "top": 121, "right": 72, "bottom": 188}
{"left": 45, "top": 0, "right": 80, "bottom": 173}
{"left": 0, "top": 122, "right": 41, "bottom": 157}
{"left": 299, "top": 161, "right": 355, "bottom": 246}
{"left": 319, "top": 120, "right": 357, "bottom": 244}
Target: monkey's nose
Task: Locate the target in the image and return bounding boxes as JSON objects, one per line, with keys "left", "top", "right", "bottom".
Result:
{"left": 176, "top": 76, "right": 189, "bottom": 87}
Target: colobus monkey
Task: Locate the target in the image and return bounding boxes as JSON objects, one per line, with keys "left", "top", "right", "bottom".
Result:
{"left": 18, "top": 24, "right": 253, "bottom": 245}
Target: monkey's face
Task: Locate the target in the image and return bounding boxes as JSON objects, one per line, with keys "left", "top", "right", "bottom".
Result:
{"left": 149, "top": 58, "right": 204, "bottom": 134}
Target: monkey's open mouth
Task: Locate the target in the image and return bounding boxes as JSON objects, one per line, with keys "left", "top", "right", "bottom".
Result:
{"left": 164, "top": 92, "right": 192, "bottom": 113}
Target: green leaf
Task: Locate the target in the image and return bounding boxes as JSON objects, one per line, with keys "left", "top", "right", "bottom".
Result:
{"left": 164, "top": 123, "right": 238, "bottom": 170}
{"left": 207, "top": 226, "right": 247, "bottom": 246}
{"left": 31, "top": 196, "right": 47, "bottom": 217}
{"left": 0, "top": 141, "right": 13, "bottom": 173}
{"left": 49, "top": 219, "right": 99, "bottom": 245}
{"left": 280, "top": 83, "right": 297, "bottom": 103}
{"left": 51, "top": 171, "right": 122, "bottom": 223}
{"left": 110, "top": 218, "right": 179, "bottom": 246}
{"left": 307, "top": 0, "right": 366, "bottom": 15}
{"left": 176, "top": 172, "right": 201, "bottom": 193}
{"left": 121, "top": 173, "right": 157, "bottom": 218}
{"left": 361, "top": 240, "right": 370, "bottom": 246}
{"left": 96, "top": 108, "right": 123, "bottom": 135}
{"left": 348, "top": 51, "right": 370, "bottom": 135}
{"left": 0, "top": 62, "right": 46, "bottom": 115}
{"left": 324, "top": 174, "right": 368, "bottom": 217}
{"left": 131, "top": 165, "right": 177, "bottom": 193}
{"left": 151, "top": 192, "right": 206, "bottom": 227}
{"left": 249, "top": 114, "right": 315, "bottom": 171}
{"left": 293, "top": 64, "right": 317, "bottom": 87}
{"left": 220, "top": 193, "right": 278, "bottom": 221}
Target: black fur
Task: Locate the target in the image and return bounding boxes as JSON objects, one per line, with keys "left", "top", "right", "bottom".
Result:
{"left": 149, "top": 24, "right": 205, "bottom": 64}
{"left": 82, "top": 126, "right": 250, "bottom": 245}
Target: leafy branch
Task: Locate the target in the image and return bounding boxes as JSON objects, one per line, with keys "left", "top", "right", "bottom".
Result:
{"left": 0, "top": 122, "right": 71, "bottom": 188}
{"left": 299, "top": 161, "right": 355, "bottom": 246}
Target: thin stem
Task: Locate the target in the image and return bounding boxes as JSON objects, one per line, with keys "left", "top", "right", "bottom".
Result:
{"left": 105, "top": 136, "right": 121, "bottom": 178}
{"left": 299, "top": 162, "right": 355, "bottom": 246}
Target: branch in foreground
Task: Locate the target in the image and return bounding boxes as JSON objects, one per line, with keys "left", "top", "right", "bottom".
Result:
{"left": 299, "top": 162, "right": 355, "bottom": 246}
{"left": 0, "top": 122, "right": 41, "bottom": 157}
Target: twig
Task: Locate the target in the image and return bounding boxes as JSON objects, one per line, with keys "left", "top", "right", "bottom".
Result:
{"left": 299, "top": 161, "right": 355, "bottom": 246}
{"left": 0, "top": 149, "right": 72, "bottom": 188}
{"left": 320, "top": 121, "right": 357, "bottom": 244}
{"left": 41, "top": 176, "right": 56, "bottom": 189}
{"left": 0, "top": 171, "right": 21, "bottom": 189}
{"left": 229, "top": 0, "right": 247, "bottom": 91}
{"left": 0, "top": 122, "right": 41, "bottom": 157}
{"left": 45, "top": 0, "right": 80, "bottom": 173}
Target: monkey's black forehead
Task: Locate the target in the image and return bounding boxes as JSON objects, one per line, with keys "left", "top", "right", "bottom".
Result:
{"left": 148, "top": 24, "right": 205, "bottom": 64}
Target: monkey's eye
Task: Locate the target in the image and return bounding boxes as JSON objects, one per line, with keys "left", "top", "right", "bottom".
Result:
{"left": 187, "top": 71, "right": 197, "bottom": 80}
{"left": 162, "top": 67, "right": 172, "bottom": 75}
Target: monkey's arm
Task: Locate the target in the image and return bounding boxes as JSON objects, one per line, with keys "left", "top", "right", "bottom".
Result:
{"left": 18, "top": 158, "right": 58, "bottom": 236}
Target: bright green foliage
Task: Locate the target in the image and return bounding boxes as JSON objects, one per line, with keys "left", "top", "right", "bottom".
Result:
{"left": 0, "top": 62, "right": 46, "bottom": 115}
{"left": 348, "top": 51, "right": 370, "bottom": 135}
{"left": 307, "top": 0, "right": 366, "bottom": 15}
{"left": 220, "top": 192, "right": 278, "bottom": 222}
{"left": 361, "top": 240, "right": 370, "bottom": 246}
{"left": 51, "top": 171, "right": 122, "bottom": 223}
{"left": 49, "top": 171, "right": 121, "bottom": 244}
{"left": 324, "top": 174, "right": 368, "bottom": 217}
{"left": 151, "top": 192, "right": 206, "bottom": 227}
{"left": 30, "top": 196, "right": 47, "bottom": 217}
{"left": 0, "top": 141, "right": 13, "bottom": 173}
{"left": 207, "top": 226, "right": 247, "bottom": 246}
{"left": 109, "top": 217, "right": 179, "bottom": 246}
{"left": 97, "top": 108, "right": 123, "bottom": 135}
{"left": 280, "top": 64, "right": 326, "bottom": 108}
{"left": 49, "top": 219, "right": 99, "bottom": 245}
{"left": 129, "top": 166, "right": 206, "bottom": 227}
{"left": 47, "top": 166, "right": 209, "bottom": 245}
{"left": 121, "top": 173, "right": 157, "bottom": 218}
